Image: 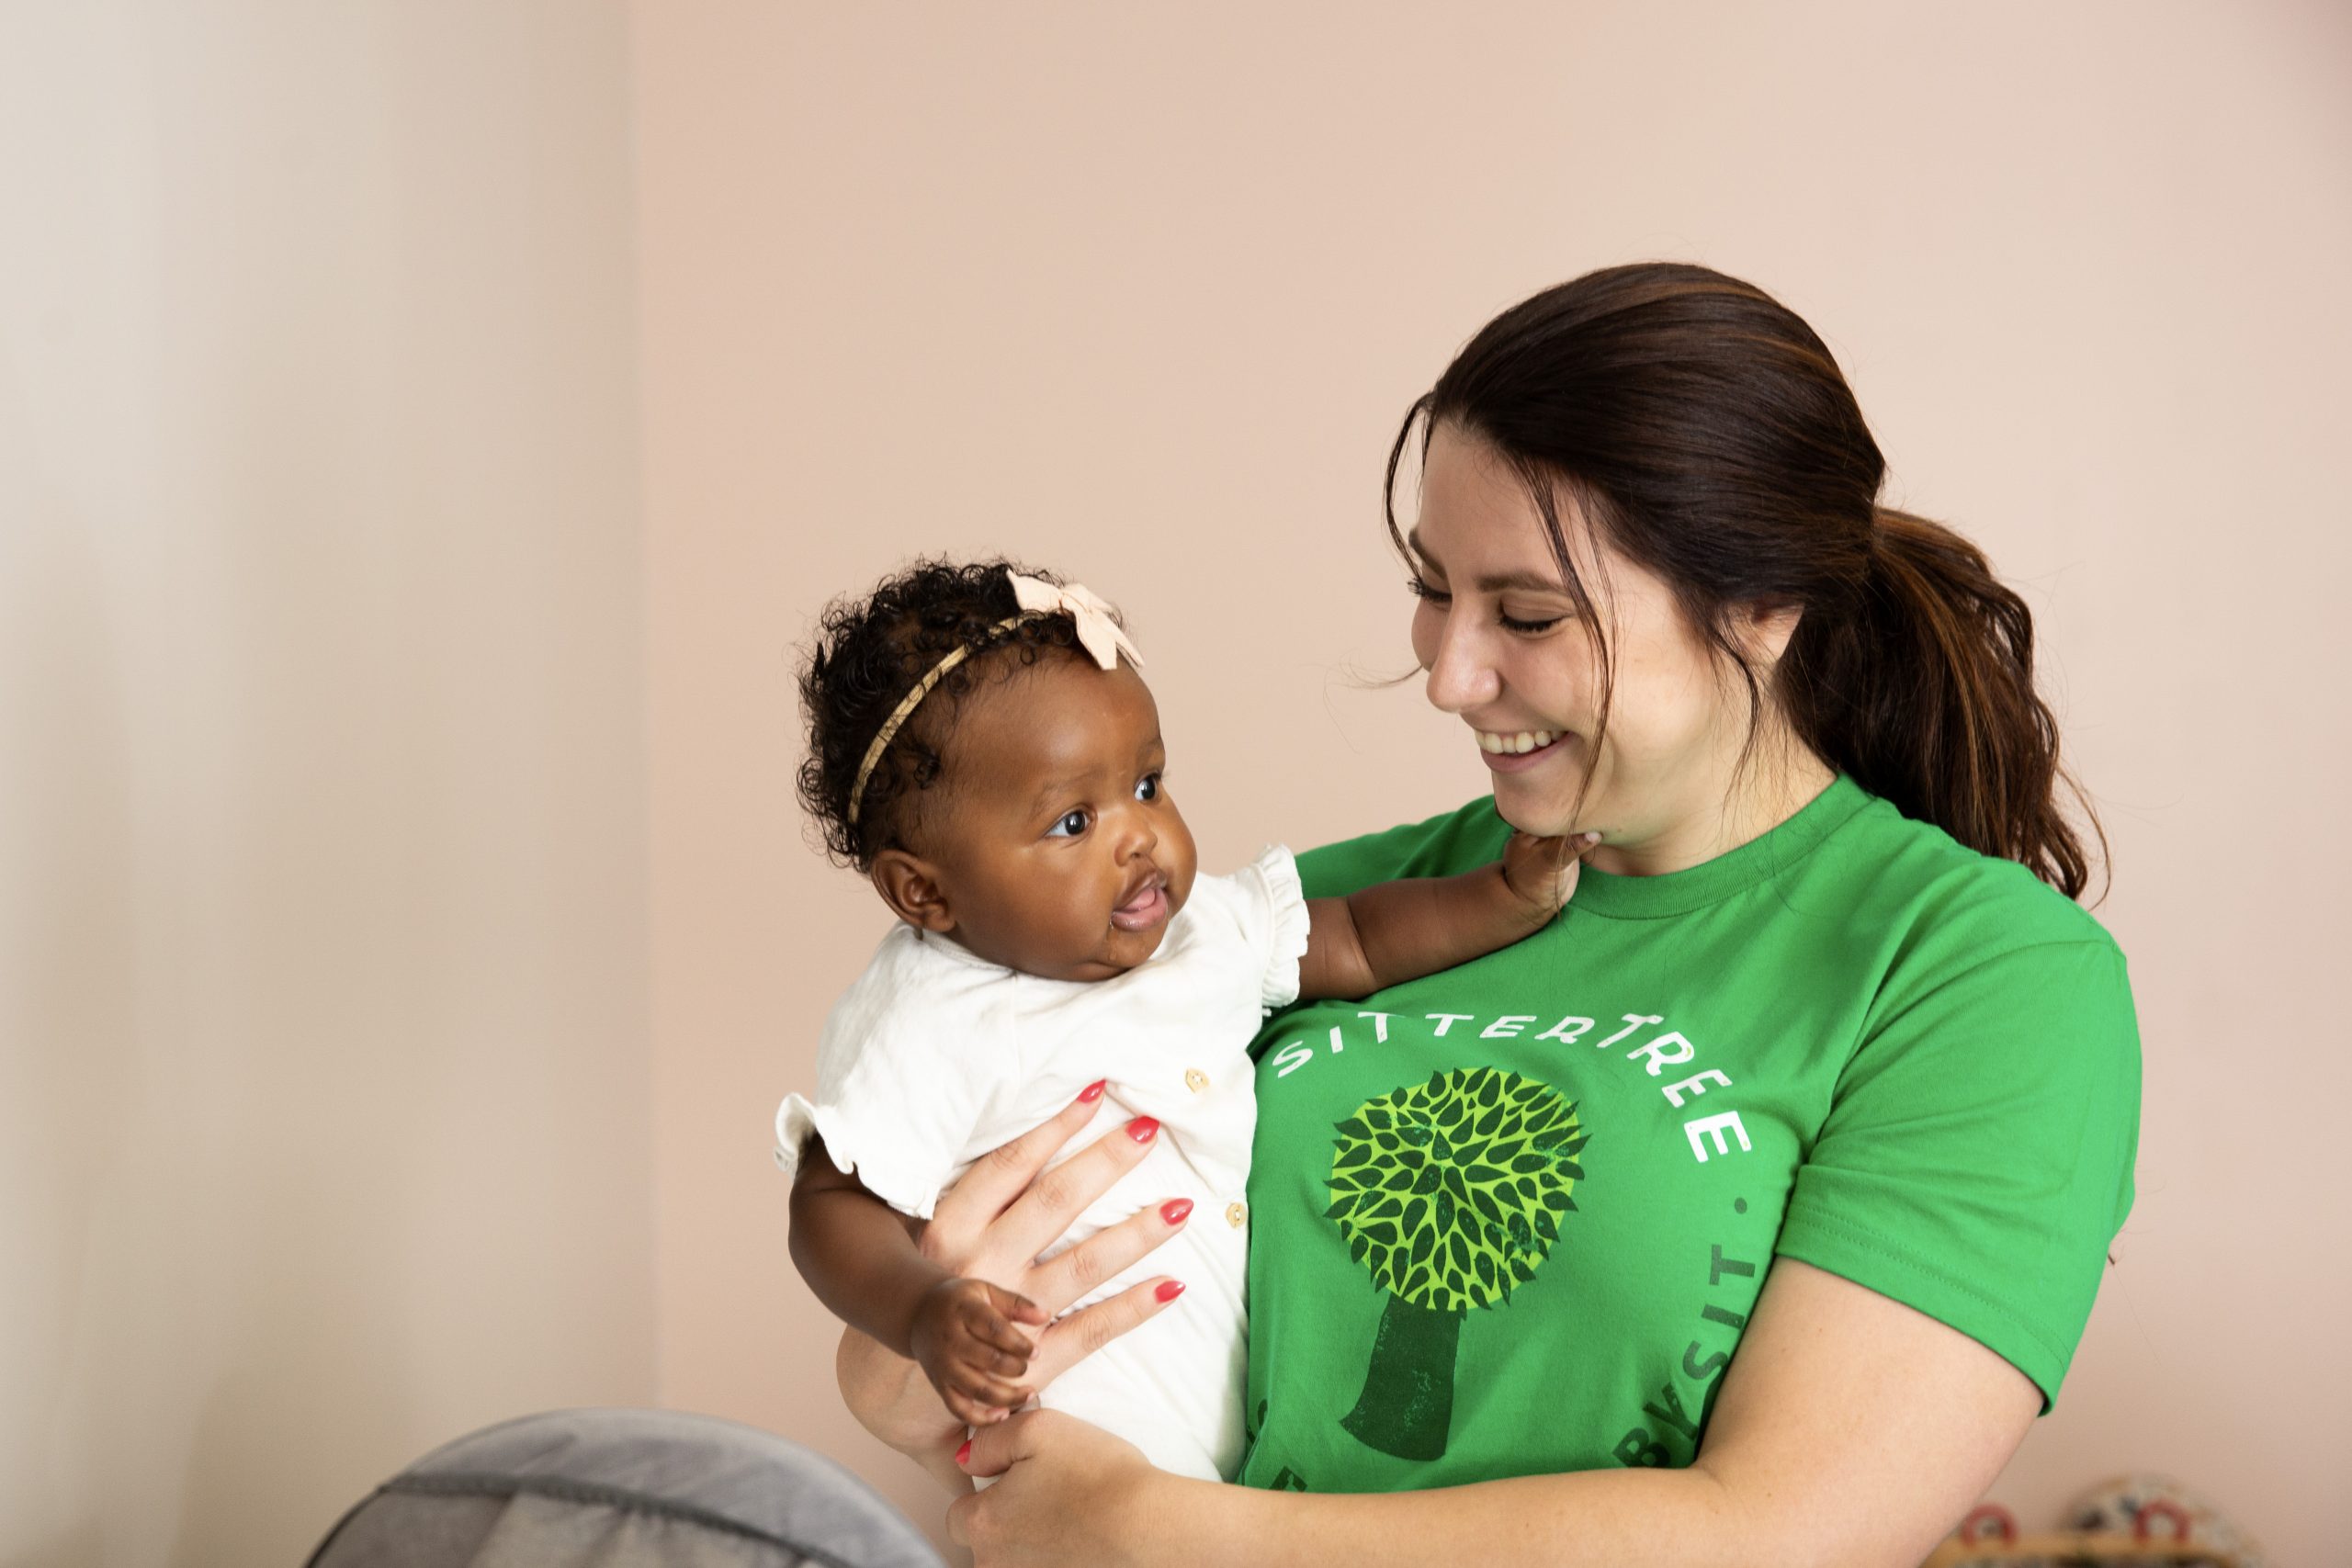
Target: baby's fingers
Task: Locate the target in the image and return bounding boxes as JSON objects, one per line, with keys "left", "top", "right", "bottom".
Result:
{"left": 940, "top": 1309, "right": 1028, "bottom": 1372}
{"left": 1512, "top": 829, "right": 1597, "bottom": 908}
{"left": 969, "top": 1314, "right": 1037, "bottom": 1364}
{"left": 1030, "top": 1274, "right": 1186, "bottom": 1389}
{"left": 946, "top": 1366, "right": 1030, "bottom": 1423}
{"left": 969, "top": 1343, "right": 1030, "bottom": 1379}
{"left": 944, "top": 1385, "right": 1016, "bottom": 1429}
{"left": 981, "top": 1282, "right": 1048, "bottom": 1329}
{"left": 957, "top": 1304, "right": 1034, "bottom": 1368}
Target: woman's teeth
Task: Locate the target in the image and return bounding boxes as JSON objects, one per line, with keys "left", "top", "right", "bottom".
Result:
{"left": 1476, "top": 728, "right": 1561, "bottom": 755}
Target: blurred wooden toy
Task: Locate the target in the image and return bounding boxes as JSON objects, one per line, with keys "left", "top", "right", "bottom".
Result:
{"left": 1920, "top": 1472, "right": 2264, "bottom": 1568}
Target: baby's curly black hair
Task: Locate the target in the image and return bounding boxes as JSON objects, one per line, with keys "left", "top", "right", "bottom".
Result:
{"left": 797, "top": 558, "right": 1112, "bottom": 871}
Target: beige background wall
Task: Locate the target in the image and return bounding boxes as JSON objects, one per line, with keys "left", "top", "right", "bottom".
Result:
{"left": 636, "top": 3, "right": 2347, "bottom": 1564}
{"left": 7, "top": 2, "right": 2346, "bottom": 1564}
{"left": 1, "top": 4, "right": 654, "bottom": 1563}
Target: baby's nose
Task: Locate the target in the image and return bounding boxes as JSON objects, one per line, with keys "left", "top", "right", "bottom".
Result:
{"left": 1116, "top": 810, "right": 1159, "bottom": 859}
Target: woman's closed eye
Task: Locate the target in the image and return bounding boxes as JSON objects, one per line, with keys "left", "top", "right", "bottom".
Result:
{"left": 1498, "top": 607, "right": 1566, "bottom": 634}
{"left": 1409, "top": 575, "right": 1566, "bottom": 636}
{"left": 1046, "top": 808, "right": 1091, "bottom": 839}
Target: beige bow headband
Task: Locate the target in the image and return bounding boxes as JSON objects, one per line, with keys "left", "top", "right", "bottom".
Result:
{"left": 847, "top": 572, "right": 1143, "bottom": 828}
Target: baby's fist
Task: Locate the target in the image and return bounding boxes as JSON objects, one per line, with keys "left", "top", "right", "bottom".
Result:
{"left": 909, "top": 1278, "right": 1044, "bottom": 1428}
{"left": 1500, "top": 829, "right": 1600, "bottom": 919}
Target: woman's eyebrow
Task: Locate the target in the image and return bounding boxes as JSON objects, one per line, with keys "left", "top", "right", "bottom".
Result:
{"left": 1407, "top": 528, "right": 1568, "bottom": 594}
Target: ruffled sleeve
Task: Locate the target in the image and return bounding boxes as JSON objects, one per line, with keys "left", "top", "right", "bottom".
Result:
{"left": 772, "top": 929, "right": 1011, "bottom": 1221}
{"left": 1244, "top": 844, "right": 1314, "bottom": 1010}
{"left": 773, "top": 1056, "right": 991, "bottom": 1222}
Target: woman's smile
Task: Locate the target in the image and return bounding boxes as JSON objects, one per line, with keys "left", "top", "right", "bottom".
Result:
{"left": 1473, "top": 727, "right": 1568, "bottom": 772}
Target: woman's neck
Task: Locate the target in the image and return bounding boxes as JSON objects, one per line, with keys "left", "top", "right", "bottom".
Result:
{"left": 1586, "top": 741, "right": 1838, "bottom": 879}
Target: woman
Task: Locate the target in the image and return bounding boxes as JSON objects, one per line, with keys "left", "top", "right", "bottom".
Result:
{"left": 835, "top": 263, "right": 2141, "bottom": 1566}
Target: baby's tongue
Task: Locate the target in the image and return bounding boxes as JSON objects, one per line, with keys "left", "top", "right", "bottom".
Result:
{"left": 1112, "top": 884, "right": 1166, "bottom": 931}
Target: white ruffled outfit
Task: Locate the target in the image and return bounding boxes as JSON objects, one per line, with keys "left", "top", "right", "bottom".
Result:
{"left": 776, "top": 847, "right": 1311, "bottom": 1483}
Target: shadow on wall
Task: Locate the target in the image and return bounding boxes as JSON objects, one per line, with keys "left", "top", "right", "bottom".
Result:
{"left": 0, "top": 450, "right": 139, "bottom": 1563}
{"left": 167, "top": 1179, "right": 421, "bottom": 1562}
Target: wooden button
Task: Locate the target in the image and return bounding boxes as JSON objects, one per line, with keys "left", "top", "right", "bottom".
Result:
{"left": 1184, "top": 1067, "right": 1210, "bottom": 1092}
{"left": 1225, "top": 1201, "right": 1248, "bottom": 1228}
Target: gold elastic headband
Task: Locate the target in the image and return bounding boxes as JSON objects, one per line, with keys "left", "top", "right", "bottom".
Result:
{"left": 846, "top": 573, "right": 1142, "bottom": 829}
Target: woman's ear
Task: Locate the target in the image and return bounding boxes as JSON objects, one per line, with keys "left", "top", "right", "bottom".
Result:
{"left": 1738, "top": 599, "right": 1804, "bottom": 665}
{"left": 870, "top": 849, "right": 956, "bottom": 933}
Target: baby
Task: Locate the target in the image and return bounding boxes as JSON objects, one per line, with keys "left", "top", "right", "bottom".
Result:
{"left": 775, "top": 559, "right": 1588, "bottom": 1482}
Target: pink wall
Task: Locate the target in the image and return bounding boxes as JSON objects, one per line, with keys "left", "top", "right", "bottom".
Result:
{"left": 634, "top": 3, "right": 2351, "bottom": 1564}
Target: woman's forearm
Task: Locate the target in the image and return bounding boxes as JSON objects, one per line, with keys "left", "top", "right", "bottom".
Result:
{"left": 835, "top": 1328, "right": 972, "bottom": 1496}
{"left": 1142, "top": 1464, "right": 1762, "bottom": 1568}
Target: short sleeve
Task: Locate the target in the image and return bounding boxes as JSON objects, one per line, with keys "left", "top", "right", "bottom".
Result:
{"left": 774, "top": 1043, "right": 994, "bottom": 1221}
{"left": 773, "top": 942, "right": 1010, "bottom": 1220}
{"left": 1237, "top": 846, "right": 1315, "bottom": 1009}
{"left": 1773, "top": 939, "right": 2142, "bottom": 1410}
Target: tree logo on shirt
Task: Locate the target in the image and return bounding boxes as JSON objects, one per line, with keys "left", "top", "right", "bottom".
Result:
{"left": 1327, "top": 1066, "right": 1586, "bottom": 1460}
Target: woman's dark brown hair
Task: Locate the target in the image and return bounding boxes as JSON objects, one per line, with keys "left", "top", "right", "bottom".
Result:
{"left": 1390, "top": 262, "right": 2103, "bottom": 898}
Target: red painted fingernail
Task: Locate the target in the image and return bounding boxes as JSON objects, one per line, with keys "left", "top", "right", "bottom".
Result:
{"left": 1159, "top": 1198, "right": 1193, "bottom": 1224}
{"left": 1078, "top": 1078, "right": 1106, "bottom": 1104}
{"left": 955, "top": 1438, "right": 972, "bottom": 1466}
{"left": 1127, "top": 1115, "right": 1159, "bottom": 1142}
{"left": 1155, "top": 1280, "right": 1186, "bottom": 1303}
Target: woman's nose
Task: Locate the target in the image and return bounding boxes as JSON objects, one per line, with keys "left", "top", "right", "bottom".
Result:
{"left": 1423, "top": 616, "right": 1502, "bottom": 714}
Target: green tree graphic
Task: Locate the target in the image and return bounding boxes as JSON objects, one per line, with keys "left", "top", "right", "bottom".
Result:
{"left": 1327, "top": 1066, "right": 1585, "bottom": 1459}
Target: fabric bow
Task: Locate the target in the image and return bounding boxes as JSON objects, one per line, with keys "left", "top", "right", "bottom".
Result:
{"left": 1008, "top": 572, "right": 1145, "bottom": 670}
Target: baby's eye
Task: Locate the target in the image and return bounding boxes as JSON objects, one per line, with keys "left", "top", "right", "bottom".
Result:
{"left": 1046, "top": 808, "right": 1091, "bottom": 839}
{"left": 1135, "top": 773, "right": 1160, "bottom": 803}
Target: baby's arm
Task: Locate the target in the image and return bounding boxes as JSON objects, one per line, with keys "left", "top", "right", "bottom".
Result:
{"left": 1298, "top": 830, "right": 1594, "bottom": 999}
{"left": 788, "top": 1134, "right": 1047, "bottom": 1426}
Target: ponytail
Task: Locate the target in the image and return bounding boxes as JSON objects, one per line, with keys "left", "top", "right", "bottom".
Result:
{"left": 1781, "top": 507, "right": 2104, "bottom": 900}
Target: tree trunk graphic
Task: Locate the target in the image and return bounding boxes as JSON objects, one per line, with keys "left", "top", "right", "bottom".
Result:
{"left": 1341, "top": 1292, "right": 1461, "bottom": 1458}
{"left": 1327, "top": 1066, "right": 1585, "bottom": 1461}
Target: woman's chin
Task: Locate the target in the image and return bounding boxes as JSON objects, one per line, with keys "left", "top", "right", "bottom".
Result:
{"left": 1488, "top": 773, "right": 1589, "bottom": 840}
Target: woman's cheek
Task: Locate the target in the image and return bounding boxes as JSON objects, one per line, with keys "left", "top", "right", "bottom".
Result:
{"left": 1408, "top": 600, "right": 1442, "bottom": 671}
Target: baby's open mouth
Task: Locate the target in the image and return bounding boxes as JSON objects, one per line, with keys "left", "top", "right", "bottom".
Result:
{"left": 1111, "top": 873, "right": 1170, "bottom": 932}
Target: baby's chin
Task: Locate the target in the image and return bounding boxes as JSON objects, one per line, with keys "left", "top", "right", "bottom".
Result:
{"left": 1048, "top": 901, "right": 1184, "bottom": 982}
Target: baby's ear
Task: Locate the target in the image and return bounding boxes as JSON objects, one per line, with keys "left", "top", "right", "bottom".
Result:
{"left": 870, "top": 850, "right": 956, "bottom": 933}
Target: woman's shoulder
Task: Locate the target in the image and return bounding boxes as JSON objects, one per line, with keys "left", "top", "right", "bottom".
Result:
{"left": 1810, "top": 786, "right": 2120, "bottom": 962}
{"left": 1792, "top": 788, "right": 2134, "bottom": 1077}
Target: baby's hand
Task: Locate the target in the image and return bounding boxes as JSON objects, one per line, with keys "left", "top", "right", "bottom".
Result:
{"left": 1500, "top": 829, "right": 1601, "bottom": 921}
{"left": 909, "top": 1277, "right": 1046, "bottom": 1427}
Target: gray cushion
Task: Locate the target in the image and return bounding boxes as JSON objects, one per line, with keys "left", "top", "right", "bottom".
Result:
{"left": 305, "top": 1408, "right": 944, "bottom": 1568}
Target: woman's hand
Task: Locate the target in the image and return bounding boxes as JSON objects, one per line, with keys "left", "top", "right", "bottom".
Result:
{"left": 948, "top": 1408, "right": 1192, "bottom": 1568}
{"left": 834, "top": 1081, "right": 1193, "bottom": 1483}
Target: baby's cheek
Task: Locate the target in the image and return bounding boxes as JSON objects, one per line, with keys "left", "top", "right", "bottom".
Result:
{"left": 1165, "top": 826, "right": 1202, "bottom": 909}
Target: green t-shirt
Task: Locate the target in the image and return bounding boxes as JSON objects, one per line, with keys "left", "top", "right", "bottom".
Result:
{"left": 1237, "top": 775, "right": 2139, "bottom": 1493}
